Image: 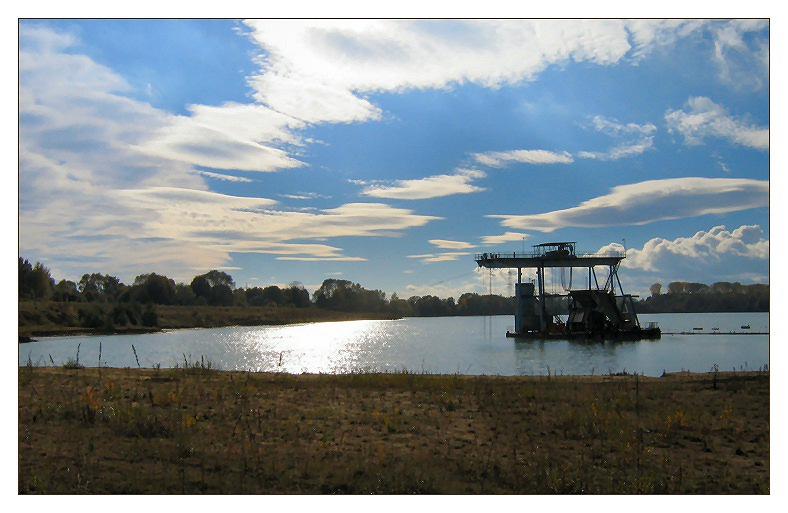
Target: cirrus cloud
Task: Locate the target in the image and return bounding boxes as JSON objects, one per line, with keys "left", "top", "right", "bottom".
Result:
{"left": 134, "top": 103, "right": 306, "bottom": 172}
{"left": 408, "top": 252, "right": 472, "bottom": 263}
{"left": 473, "top": 149, "right": 574, "bottom": 167}
{"left": 357, "top": 168, "right": 486, "bottom": 200}
{"left": 429, "top": 239, "right": 476, "bottom": 250}
{"left": 480, "top": 232, "right": 531, "bottom": 246}
{"left": 118, "top": 188, "right": 442, "bottom": 249}
{"left": 488, "top": 177, "right": 768, "bottom": 233}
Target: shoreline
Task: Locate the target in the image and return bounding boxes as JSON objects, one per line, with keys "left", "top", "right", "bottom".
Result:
{"left": 19, "top": 303, "right": 401, "bottom": 342}
{"left": 15, "top": 362, "right": 764, "bottom": 380}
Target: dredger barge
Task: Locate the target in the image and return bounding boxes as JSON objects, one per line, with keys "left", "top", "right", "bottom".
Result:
{"left": 475, "top": 241, "right": 661, "bottom": 340}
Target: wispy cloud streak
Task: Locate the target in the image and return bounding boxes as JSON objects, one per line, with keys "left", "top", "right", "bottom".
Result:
{"left": 489, "top": 177, "right": 768, "bottom": 232}
{"left": 665, "top": 97, "right": 769, "bottom": 150}
{"left": 358, "top": 169, "right": 486, "bottom": 200}
{"left": 473, "top": 150, "right": 573, "bottom": 167}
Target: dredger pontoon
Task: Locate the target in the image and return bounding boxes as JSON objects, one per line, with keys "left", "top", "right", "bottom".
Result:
{"left": 475, "top": 242, "right": 660, "bottom": 340}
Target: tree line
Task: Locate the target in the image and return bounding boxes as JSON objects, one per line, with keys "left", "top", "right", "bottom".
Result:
{"left": 636, "top": 281, "right": 769, "bottom": 313}
{"left": 19, "top": 258, "right": 310, "bottom": 308}
{"left": 18, "top": 258, "right": 516, "bottom": 320}
{"left": 19, "top": 258, "right": 768, "bottom": 324}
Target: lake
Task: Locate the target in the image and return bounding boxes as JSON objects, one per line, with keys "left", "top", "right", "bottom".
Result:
{"left": 18, "top": 312, "right": 768, "bottom": 377}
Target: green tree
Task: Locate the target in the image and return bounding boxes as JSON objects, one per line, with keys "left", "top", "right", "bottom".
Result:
{"left": 667, "top": 282, "right": 687, "bottom": 295}
{"left": 53, "top": 279, "right": 81, "bottom": 302}
{"left": 141, "top": 303, "right": 158, "bottom": 327}
{"left": 202, "top": 270, "right": 235, "bottom": 289}
{"left": 78, "top": 273, "right": 122, "bottom": 302}
{"left": 210, "top": 284, "right": 234, "bottom": 306}
{"left": 244, "top": 286, "right": 270, "bottom": 307}
{"left": 191, "top": 270, "right": 236, "bottom": 306}
{"left": 232, "top": 288, "right": 247, "bottom": 307}
{"left": 19, "top": 258, "right": 55, "bottom": 300}
{"left": 686, "top": 283, "right": 710, "bottom": 295}
{"left": 314, "top": 279, "right": 352, "bottom": 309}
{"left": 261, "top": 285, "right": 284, "bottom": 306}
{"left": 313, "top": 279, "right": 386, "bottom": 312}
{"left": 711, "top": 282, "right": 734, "bottom": 294}
{"left": 78, "top": 304, "right": 106, "bottom": 328}
{"left": 389, "top": 292, "right": 415, "bottom": 317}
{"left": 128, "top": 273, "right": 176, "bottom": 304}
{"left": 284, "top": 282, "right": 311, "bottom": 308}
{"left": 190, "top": 275, "right": 212, "bottom": 301}
{"left": 174, "top": 283, "right": 196, "bottom": 305}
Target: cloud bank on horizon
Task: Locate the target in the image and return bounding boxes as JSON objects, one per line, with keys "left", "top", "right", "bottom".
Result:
{"left": 18, "top": 19, "right": 769, "bottom": 297}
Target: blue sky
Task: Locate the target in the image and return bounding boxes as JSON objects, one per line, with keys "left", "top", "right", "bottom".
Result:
{"left": 17, "top": 19, "right": 770, "bottom": 299}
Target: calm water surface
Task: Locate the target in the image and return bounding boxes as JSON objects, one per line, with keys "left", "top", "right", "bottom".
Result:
{"left": 19, "top": 313, "right": 768, "bottom": 377}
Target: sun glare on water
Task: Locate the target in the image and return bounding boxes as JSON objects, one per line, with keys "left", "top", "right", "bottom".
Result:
{"left": 231, "top": 320, "right": 395, "bottom": 374}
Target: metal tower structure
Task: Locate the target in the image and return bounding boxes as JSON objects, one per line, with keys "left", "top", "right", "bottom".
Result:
{"left": 475, "top": 242, "right": 660, "bottom": 339}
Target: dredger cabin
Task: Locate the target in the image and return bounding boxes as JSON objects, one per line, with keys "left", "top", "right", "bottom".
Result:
{"left": 475, "top": 242, "right": 660, "bottom": 339}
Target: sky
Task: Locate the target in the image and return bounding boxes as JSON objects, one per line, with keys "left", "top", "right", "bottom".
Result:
{"left": 17, "top": 18, "right": 771, "bottom": 300}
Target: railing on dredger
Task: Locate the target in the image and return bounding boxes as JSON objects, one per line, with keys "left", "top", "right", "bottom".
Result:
{"left": 474, "top": 250, "right": 626, "bottom": 261}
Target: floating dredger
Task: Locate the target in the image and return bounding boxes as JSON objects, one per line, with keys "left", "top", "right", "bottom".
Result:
{"left": 475, "top": 241, "right": 660, "bottom": 340}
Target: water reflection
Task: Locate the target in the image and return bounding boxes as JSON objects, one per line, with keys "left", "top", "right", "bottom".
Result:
{"left": 214, "top": 320, "right": 398, "bottom": 373}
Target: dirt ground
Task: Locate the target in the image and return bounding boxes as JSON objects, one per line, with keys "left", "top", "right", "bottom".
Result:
{"left": 18, "top": 366, "right": 769, "bottom": 494}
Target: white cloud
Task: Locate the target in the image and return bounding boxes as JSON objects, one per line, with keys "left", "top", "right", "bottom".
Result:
{"left": 135, "top": 103, "right": 306, "bottom": 172}
{"left": 625, "top": 20, "right": 707, "bottom": 59}
{"left": 249, "top": 72, "right": 382, "bottom": 124}
{"left": 589, "top": 224, "right": 768, "bottom": 297}
{"left": 18, "top": 25, "right": 211, "bottom": 280}
{"left": 577, "top": 138, "right": 655, "bottom": 161}
{"left": 358, "top": 169, "right": 486, "bottom": 200}
{"left": 279, "top": 192, "right": 332, "bottom": 200}
{"left": 117, "top": 188, "right": 442, "bottom": 256}
{"left": 577, "top": 115, "right": 657, "bottom": 161}
{"left": 246, "top": 19, "right": 630, "bottom": 90}
{"left": 588, "top": 115, "right": 657, "bottom": 137}
{"left": 473, "top": 149, "right": 573, "bottom": 167}
{"left": 239, "top": 19, "right": 763, "bottom": 134}
{"left": 710, "top": 20, "right": 769, "bottom": 91}
{"left": 429, "top": 239, "right": 476, "bottom": 250}
{"left": 624, "top": 225, "right": 768, "bottom": 272}
{"left": 199, "top": 170, "right": 253, "bottom": 183}
{"left": 480, "top": 232, "right": 531, "bottom": 246}
{"left": 276, "top": 256, "right": 368, "bottom": 262}
{"left": 408, "top": 252, "right": 473, "bottom": 263}
{"left": 242, "top": 19, "right": 713, "bottom": 125}
{"left": 616, "top": 225, "right": 769, "bottom": 293}
{"left": 477, "top": 117, "right": 658, "bottom": 165}
{"left": 489, "top": 177, "right": 768, "bottom": 233}
{"left": 20, "top": 25, "right": 307, "bottom": 176}
{"left": 665, "top": 96, "right": 769, "bottom": 150}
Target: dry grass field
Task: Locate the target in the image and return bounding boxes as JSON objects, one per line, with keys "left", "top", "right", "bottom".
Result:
{"left": 18, "top": 365, "right": 769, "bottom": 494}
